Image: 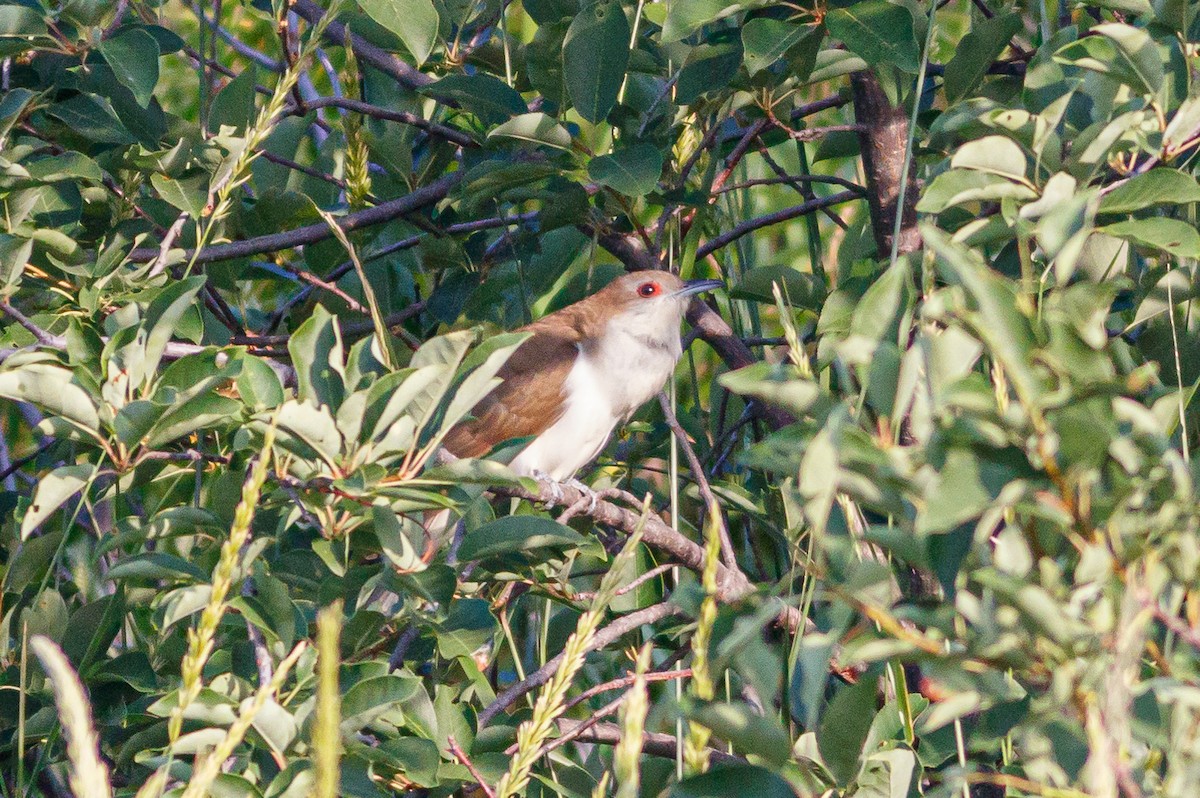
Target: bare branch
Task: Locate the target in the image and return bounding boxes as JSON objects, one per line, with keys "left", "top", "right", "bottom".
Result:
{"left": 477, "top": 602, "right": 684, "bottom": 727}
{"left": 556, "top": 720, "right": 744, "bottom": 766}
{"left": 716, "top": 174, "right": 865, "bottom": 196}
{"left": 447, "top": 736, "right": 497, "bottom": 798}
{"left": 128, "top": 172, "right": 461, "bottom": 264}
{"left": 694, "top": 190, "right": 860, "bottom": 260}
{"left": 288, "top": 96, "right": 477, "bottom": 148}
{"left": 290, "top": 0, "right": 435, "bottom": 90}
{"left": 656, "top": 392, "right": 737, "bottom": 570}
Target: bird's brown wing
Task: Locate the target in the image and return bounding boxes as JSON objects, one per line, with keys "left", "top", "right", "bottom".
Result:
{"left": 442, "top": 325, "right": 580, "bottom": 458}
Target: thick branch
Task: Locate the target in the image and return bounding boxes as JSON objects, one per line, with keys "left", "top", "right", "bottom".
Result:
{"left": 128, "top": 172, "right": 460, "bottom": 264}
{"left": 493, "top": 481, "right": 754, "bottom": 601}
{"left": 850, "top": 72, "right": 922, "bottom": 257}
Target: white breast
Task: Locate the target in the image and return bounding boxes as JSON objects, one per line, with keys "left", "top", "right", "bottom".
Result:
{"left": 509, "top": 316, "right": 683, "bottom": 480}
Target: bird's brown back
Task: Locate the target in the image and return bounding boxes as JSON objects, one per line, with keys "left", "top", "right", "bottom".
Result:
{"left": 441, "top": 300, "right": 604, "bottom": 458}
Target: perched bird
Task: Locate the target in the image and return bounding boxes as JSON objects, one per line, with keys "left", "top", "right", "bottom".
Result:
{"left": 443, "top": 270, "right": 723, "bottom": 482}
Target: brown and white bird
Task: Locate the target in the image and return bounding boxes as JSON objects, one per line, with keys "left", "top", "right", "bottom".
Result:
{"left": 443, "top": 270, "right": 723, "bottom": 482}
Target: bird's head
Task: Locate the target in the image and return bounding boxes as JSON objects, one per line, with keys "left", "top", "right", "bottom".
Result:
{"left": 590, "top": 271, "right": 724, "bottom": 346}
{"left": 595, "top": 271, "right": 724, "bottom": 332}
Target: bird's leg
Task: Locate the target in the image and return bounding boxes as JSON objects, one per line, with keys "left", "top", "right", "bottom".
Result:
{"left": 563, "top": 477, "right": 600, "bottom": 513}
{"left": 531, "top": 470, "right": 565, "bottom": 507}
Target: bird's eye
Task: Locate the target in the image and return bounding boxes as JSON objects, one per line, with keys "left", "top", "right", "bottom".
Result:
{"left": 637, "top": 282, "right": 661, "bottom": 298}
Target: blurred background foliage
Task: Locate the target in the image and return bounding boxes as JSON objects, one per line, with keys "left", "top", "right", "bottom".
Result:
{"left": 0, "top": 0, "right": 1199, "bottom": 797}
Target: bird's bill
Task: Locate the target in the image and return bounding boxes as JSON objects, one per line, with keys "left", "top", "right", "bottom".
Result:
{"left": 675, "top": 278, "right": 724, "bottom": 297}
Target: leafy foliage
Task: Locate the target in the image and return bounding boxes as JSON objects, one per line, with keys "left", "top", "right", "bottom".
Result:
{"left": 1, "top": 1, "right": 1199, "bottom": 798}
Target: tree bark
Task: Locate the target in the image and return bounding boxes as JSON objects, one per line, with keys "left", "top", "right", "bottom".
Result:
{"left": 850, "top": 72, "right": 922, "bottom": 258}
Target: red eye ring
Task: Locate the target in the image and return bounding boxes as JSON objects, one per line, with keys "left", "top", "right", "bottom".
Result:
{"left": 637, "top": 282, "right": 661, "bottom": 297}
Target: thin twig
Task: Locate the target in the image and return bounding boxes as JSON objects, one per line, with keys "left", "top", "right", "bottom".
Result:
{"left": 556, "top": 720, "right": 744, "bottom": 766}
{"left": 656, "top": 392, "right": 737, "bottom": 570}
{"left": 264, "top": 211, "right": 535, "bottom": 332}
{"left": 148, "top": 213, "right": 190, "bottom": 278}
{"left": 477, "top": 602, "right": 684, "bottom": 727}
{"left": 286, "top": 96, "right": 476, "bottom": 148}
{"left": 563, "top": 667, "right": 690, "bottom": 715}
{"left": 290, "top": 0, "right": 436, "bottom": 91}
{"left": 447, "top": 736, "right": 496, "bottom": 798}
{"left": 715, "top": 174, "right": 865, "bottom": 196}
{"left": 694, "top": 191, "right": 860, "bottom": 259}
{"left": 0, "top": 302, "right": 58, "bottom": 345}
{"left": 128, "top": 172, "right": 461, "bottom": 264}
{"left": 572, "top": 563, "right": 678, "bottom": 601}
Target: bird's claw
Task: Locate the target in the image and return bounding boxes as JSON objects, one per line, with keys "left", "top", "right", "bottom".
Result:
{"left": 564, "top": 478, "right": 600, "bottom": 513}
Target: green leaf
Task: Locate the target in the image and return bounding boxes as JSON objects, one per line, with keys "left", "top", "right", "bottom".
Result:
{"left": 145, "top": 392, "right": 241, "bottom": 449}
{"left": 208, "top": 64, "right": 257, "bottom": 133}
{"left": 0, "top": 362, "right": 100, "bottom": 432}
{"left": 1100, "top": 218, "right": 1200, "bottom": 258}
{"left": 676, "top": 38, "right": 743, "bottom": 105}
{"left": 99, "top": 27, "right": 160, "bottom": 108}
{"left": 151, "top": 172, "right": 208, "bottom": 218}
{"left": 950, "top": 135, "right": 1028, "bottom": 183}
{"left": 45, "top": 93, "right": 135, "bottom": 145}
{"left": 660, "top": 0, "right": 745, "bottom": 43}
{"left": 587, "top": 143, "right": 663, "bottom": 196}
{"left": 141, "top": 275, "right": 207, "bottom": 383}
{"left": 917, "top": 169, "right": 1038, "bottom": 212}
{"left": 252, "top": 699, "right": 298, "bottom": 757}
{"left": 488, "top": 112, "right": 572, "bottom": 150}
{"left": 0, "top": 6, "right": 47, "bottom": 56}
{"left": 806, "top": 49, "right": 870, "bottom": 85}
{"left": 686, "top": 701, "right": 792, "bottom": 766}
{"left": 275, "top": 399, "right": 344, "bottom": 469}
{"left": 922, "top": 226, "right": 1041, "bottom": 404}
{"left": 341, "top": 675, "right": 422, "bottom": 732}
{"left": 671, "top": 764, "right": 797, "bottom": 798}
{"left": 288, "top": 306, "right": 345, "bottom": 410}
{"left": 21, "top": 590, "right": 69, "bottom": 643}
{"left": 25, "top": 152, "right": 105, "bottom": 184}
{"left": 106, "top": 552, "right": 208, "bottom": 582}
{"left": 0, "top": 87, "right": 35, "bottom": 141}
{"left": 421, "top": 74, "right": 525, "bottom": 126}
{"left": 719, "top": 362, "right": 823, "bottom": 416}
{"left": 732, "top": 264, "right": 826, "bottom": 309}
{"left": 819, "top": 676, "right": 877, "bottom": 785}
{"left": 359, "top": 0, "right": 439, "bottom": 66}
{"left": 61, "top": 593, "right": 125, "bottom": 670}
{"left": 457, "top": 516, "right": 585, "bottom": 563}
{"left": 1099, "top": 169, "right": 1200, "bottom": 213}
{"left": 1164, "top": 95, "right": 1200, "bottom": 153}
{"left": 1053, "top": 23, "right": 1163, "bottom": 96}
{"left": 235, "top": 354, "right": 284, "bottom": 412}
{"left": 563, "top": 0, "right": 630, "bottom": 124}
{"left": 21, "top": 464, "right": 95, "bottom": 540}
{"left": 826, "top": 0, "right": 920, "bottom": 73}
{"left": 525, "top": 0, "right": 579, "bottom": 24}
{"left": 741, "top": 19, "right": 818, "bottom": 76}
{"left": 945, "top": 13, "right": 1022, "bottom": 103}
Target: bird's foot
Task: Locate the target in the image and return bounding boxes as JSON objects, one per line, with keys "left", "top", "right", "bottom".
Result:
{"left": 563, "top": 478, "right": 600, "bottom": 513}
{"left": 531, "top": 470, "right": 565, "bottom": 507}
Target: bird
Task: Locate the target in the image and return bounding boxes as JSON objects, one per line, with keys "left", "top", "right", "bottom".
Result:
{"left": 442, "top": 270, "right": 723, "bottom": 485}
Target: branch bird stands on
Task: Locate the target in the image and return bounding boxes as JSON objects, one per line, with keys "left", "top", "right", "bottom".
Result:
{"left": 443, "top": 271, "right": 723, "bottom": 500}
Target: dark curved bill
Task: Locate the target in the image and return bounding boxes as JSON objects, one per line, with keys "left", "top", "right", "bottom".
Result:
{"left": 675, "top": 279, "right": 724, "bottom": 297}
